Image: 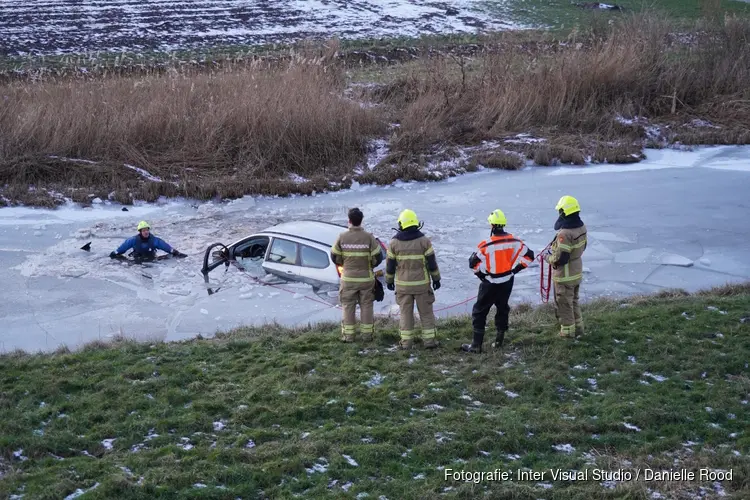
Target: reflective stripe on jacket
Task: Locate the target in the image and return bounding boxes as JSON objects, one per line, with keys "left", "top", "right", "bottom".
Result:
{"left": 330, "top": 226, "right": 383, "bottom": 290}
{"left": 385, "top": 229, "right": 440, "bottom": 294}
{"left": 472, "top": 233, "right": 534, "bottom": 284}
{"left": 547, "top": 225, "right": 587, "bottom": 284}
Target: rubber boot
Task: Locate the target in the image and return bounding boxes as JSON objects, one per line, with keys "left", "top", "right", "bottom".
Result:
{"left": 460, "top": 330, "right": 484, "bottom": 354}
{"left": 575, "top": 322, "right": 584, "bottom": 338}
{"left": 423, "top": 339, "right": 439, "bottom": 349}
{"left": 399, "top": 339, "right": 414, "bottom": 350}
{"left": 492, "top": 330, "right": 505, "bottom": 350}
{"left": 559, "top": 324, "right": 575, "bottom": 338}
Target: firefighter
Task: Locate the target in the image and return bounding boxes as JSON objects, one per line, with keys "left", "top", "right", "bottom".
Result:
{"left": 461, "top": 209, "right": 535, "bottom": 353}
{"left": 330, "top": 207, "right": 384, "bottom": 343}
{"left": 546, "top": 195, "right": 587, "bottom": 338}
{"left": 110, "top": 221, "right": 186, "bottom": 262}
{"left": 385, "top": 209, "right": 441, "bottom": 350}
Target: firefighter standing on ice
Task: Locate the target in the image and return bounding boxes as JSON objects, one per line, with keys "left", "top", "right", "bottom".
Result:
{"left": 546, "top": 195, "right": 588, "bottom": 338}
{"left": 330, "top": 208, "right": 384, "bottom": 343}
{"left": 110, "top": 221, "right": 186, "bottom": 262}
{"left": 385, "top": 209, "right": 441, "bottom": 350}
{"left": 461, "top": 209, "right": 535, "bottom": 353}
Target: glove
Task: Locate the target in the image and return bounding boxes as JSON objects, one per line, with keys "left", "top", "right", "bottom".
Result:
{"left": 109, "top": 251, "right": 118, "bottom": 259}
{"left": 432, "top": 280, "right": 441, "bottom": 290}
{"left": 386, "top": 282, "right": 395, "bottom": 291}
{"left": 172, "top": 249, "right": 187, "bottom": 258}
{"left": 468, "top": 253, "right": 481, "bottom": 269}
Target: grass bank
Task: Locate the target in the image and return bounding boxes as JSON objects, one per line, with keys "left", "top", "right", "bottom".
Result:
{"left": 1, "top": 12, "right": 750, "bottom": 207}
{"left": 1, "top": 285, "right": 749, "bottom": 499}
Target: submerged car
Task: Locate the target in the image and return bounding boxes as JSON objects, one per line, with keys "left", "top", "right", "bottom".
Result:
{"left": 201, "top": 220, "right": 388, "bottom": 295}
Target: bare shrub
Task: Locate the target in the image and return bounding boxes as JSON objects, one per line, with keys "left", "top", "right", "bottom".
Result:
{"left": 550, "top": 145, "right": 587, "bottom": 165}
{"left": 387, "top": 13, "right": 750, "bottom": 151}
{"left": 0, "top": 61, "right": 385, "bottom": 190}
{"left": 533, "top": 146, "right": 555, "bottom": 166}
{"left": 477, "top": 151, "right": 524, "bottom": 170}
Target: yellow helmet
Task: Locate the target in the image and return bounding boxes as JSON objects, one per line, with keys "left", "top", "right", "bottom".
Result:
{"left": 488, "top": 209, "right": 507, "bottom": 226}
{"left": 397, "top": 209, "right": 419, "bottom": 230}
{"left": 137, "top": 220, "right": 151, "bottom": 231}
{"left": 555, "top": 195, "right": 581, "bottom": 216}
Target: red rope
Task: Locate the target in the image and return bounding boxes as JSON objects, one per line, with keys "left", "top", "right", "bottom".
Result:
{"left": 434, "top": 294, "right": 477, "bottom": 312}
{"left": 224, "top": 252, "right": 552, "bottom": 317}
{"left": 539, "top": 244, "right": 552, "bottom": 303}
{"left": 230, "top": 261, "right": 337, "bottom": 309}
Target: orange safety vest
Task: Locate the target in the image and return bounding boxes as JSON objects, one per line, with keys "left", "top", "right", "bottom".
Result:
{"left": 473, "top": 233, "right": 532, "bottom": 283}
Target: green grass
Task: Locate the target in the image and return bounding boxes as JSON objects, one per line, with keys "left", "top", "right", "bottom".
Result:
{"left": 497, "top": 0, "right": 750, "bottom": 30}
{"left": 1, "top": 287, "right": 749, "bottom": 499}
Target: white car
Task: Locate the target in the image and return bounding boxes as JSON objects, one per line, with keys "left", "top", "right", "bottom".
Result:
{"left": 201, "top": 220, "right": 388, "bottom": 295}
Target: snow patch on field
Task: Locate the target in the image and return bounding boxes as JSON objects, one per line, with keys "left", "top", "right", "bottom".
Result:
{"left": 0, "top": 0, "right": 528, "bottom": 57}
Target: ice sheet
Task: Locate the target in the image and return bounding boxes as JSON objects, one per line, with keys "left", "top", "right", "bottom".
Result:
{"left": 1, "top": 145, "right": 750, "bottom": 352}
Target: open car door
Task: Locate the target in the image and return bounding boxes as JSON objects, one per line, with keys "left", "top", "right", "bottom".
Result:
{"left": 200, "top": 235, "right": 273, "bottom": 295}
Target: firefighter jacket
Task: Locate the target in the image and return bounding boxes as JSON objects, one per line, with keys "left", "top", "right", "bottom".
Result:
{"left": 469, "top": 231, "right": 535, "bottom": 283}
{"left": 330, "top": 226, "right": 384, "bottom": 290}
{"left": 385, "top": 228, "right": 440, "bottom": 294}
{"left": 546, "top": 214, "right": 587, "bottom": 285}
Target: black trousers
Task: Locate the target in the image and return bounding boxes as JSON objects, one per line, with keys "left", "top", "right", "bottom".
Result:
{"left": 471, "top": 278, "right": 514, "bottom": 334}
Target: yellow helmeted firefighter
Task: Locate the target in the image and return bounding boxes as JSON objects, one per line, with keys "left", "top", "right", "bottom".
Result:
{"left": 330, "top": 208, "right": 384, "bottom": 342}
{"left": 385, "top": 209, "right": 441, "bottom": 350}
{"left": 462, "top": 209, "right": 535, "bottom": 353}
{"left": 545, "top": 195, "right": 587, "bottom": 338}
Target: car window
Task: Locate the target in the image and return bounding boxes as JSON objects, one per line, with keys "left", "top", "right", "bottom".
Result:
{"left": 267, "top": 238, "right": 298, "bottom": 265}
{"left": 300, "top": 244, "right": 329, "bottom": 269}
{"left": 234, "top": 236, "right": 269, "bottom": 261}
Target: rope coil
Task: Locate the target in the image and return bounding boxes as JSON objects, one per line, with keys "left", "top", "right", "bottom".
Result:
{"left": 539, "top": 243, "right": 552, "bottom": 303}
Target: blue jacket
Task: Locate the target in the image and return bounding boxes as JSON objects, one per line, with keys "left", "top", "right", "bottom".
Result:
{"left": 116, "top": 234, "right": 173, "bottom": 256}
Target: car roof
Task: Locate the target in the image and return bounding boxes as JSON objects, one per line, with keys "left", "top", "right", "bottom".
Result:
{"left": 260, "top": 220, "right": 348, "bottom": 247}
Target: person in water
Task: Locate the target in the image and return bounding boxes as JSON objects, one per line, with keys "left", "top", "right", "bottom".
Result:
{"left": 110, "top": 221, "right": 186, "bottom": 261}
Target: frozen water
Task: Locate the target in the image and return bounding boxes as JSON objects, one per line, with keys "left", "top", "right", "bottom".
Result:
{"left": 1, "top": 145, "right": 750, "bottom": 352}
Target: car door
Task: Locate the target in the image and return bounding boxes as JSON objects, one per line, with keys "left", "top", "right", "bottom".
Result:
{"left": 263, "top": 237, "right": 300, "bottom": 281}
{"left": 229, "top": 235, "right": 270, "bottom": 276}
{"left": 298, "top": 242, "right": 335, "bottom": 289}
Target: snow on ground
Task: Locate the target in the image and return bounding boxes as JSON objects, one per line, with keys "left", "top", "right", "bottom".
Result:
{"left": 0, "top": 0, "right": 525, "bottom": 57}
{"left": 1, "top": 145, "right": 750, "bottom": 352}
